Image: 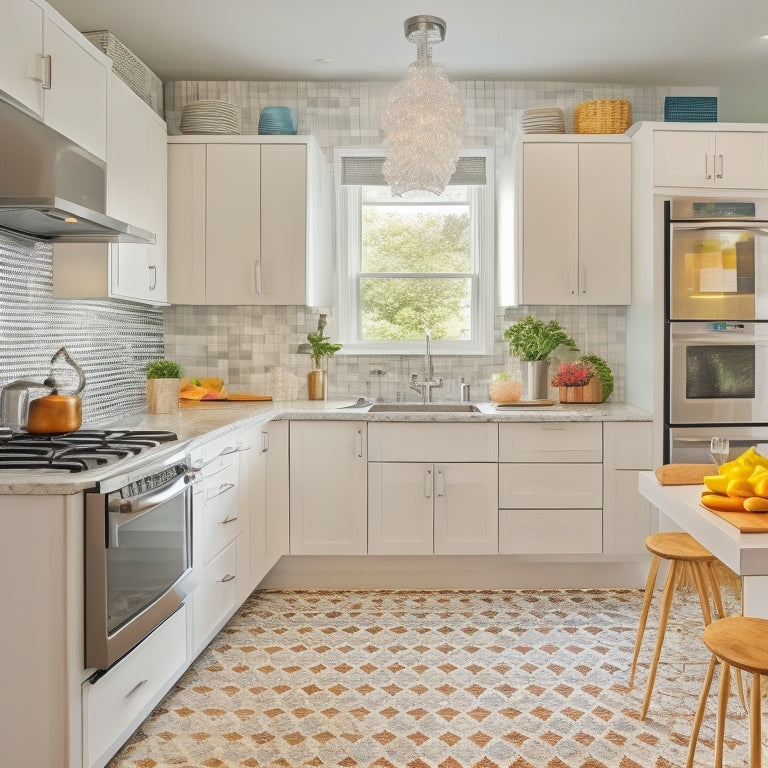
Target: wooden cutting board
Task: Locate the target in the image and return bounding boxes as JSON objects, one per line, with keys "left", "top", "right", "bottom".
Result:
{"left": 180, "top": 394, "right": 272, "bottom": 403}
{"left": 655, "top": 464, "right": 714, "bottom": 485}
{"left": 701, "top": 504, "right": 768, "bottom": 533}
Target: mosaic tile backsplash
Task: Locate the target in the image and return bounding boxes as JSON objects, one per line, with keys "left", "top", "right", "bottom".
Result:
{"left": 162, "top": 78, "right": 645, "bottom": 402}
{"left": 0, "top": 232, "right": 163, "bottom": 424}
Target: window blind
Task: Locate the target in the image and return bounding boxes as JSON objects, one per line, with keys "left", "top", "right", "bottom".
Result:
{"left": 340, "top": 155, "right": 487, "bottom": 186}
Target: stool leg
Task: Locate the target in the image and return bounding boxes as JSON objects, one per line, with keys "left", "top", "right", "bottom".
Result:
{"left": 641, "top": 559, "right": 678, "bottom": 720}
{"left": 691, "top": 561, "right": 713, "bottom": 626}
{"left": 630, "top": 554, "right": 661, "bottom": 688}
{"left": 686, "top": 653, "right": 718, "bottom": 768}
{"left": 749, "top": 672, "right": 761, "bottom": 768}
{"left": 704, "top": 560, "right": 725, "bottom": 619}
{"left": 715, "top": 661, "right": 731, "bottom": 768}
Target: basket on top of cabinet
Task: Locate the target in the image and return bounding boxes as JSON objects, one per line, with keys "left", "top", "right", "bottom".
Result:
{"left": 574, "top": 99, "right": 632, "bottom": 134}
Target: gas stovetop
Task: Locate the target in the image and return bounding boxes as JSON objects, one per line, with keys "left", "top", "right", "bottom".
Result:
{"left": 0, "top": 429, "right": 178, "bottom": 473}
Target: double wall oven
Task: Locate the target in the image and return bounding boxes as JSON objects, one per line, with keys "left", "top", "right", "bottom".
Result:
{"left": 665, "top": 197, "right": 768, "bottom": 463}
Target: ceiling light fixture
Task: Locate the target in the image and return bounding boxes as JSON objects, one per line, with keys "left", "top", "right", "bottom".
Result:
{"left": 382, "top": 15, "right": 464, "bottom": 196}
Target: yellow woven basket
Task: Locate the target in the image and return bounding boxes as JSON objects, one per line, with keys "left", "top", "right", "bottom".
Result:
{"left": 573, "top": 99, "right": 632, "bottom": 134}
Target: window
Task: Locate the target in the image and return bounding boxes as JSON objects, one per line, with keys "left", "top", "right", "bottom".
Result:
{"left": 334, "top": 148, "right": 494, "bottom": 355}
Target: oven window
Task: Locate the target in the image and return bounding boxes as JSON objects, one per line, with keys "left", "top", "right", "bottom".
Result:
{"left": 106, "top": 493, "right": 190, "bottom": 634}
{"left": 686, "top": 344, "right": 755, "bottom": 399}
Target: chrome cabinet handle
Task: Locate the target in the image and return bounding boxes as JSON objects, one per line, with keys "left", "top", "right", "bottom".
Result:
{"left": 261, "top": 431, "right": 269, "bottom": 453}
{"left": 436, "top": 466, "right": 445, "bottom": 498}
{"left": 125, "top": 679, "right": 148, "bottom": 698}
{"left": 705, "top": 153, "right": 712, "bottom": 180}
{"left": 253, "top": 259, "right": 262, "bottom": 295}
{"left": 425, "top": 468, "right": 432, "bottom": 499}
{"left": 569, "top": 263, "right": 578, "bottom": 295}
{"left": 41, "top": 55, "right": 51, "bottom": 89}
{"left": 580, "top": 265, "right": 586, "bottom": 295}
{"left": 207, "top": 481, "right": 236, "bottom": 501}
{"left": 716, "top": 154, "right": 724, "bottom": 179}
{"left": 220, "top": 573, "right": 236, "bottom": 583}
{"left": 221, "top": 513, "right": 239, "bottom": 524}
{"left": 355, "top": 429, "right": 363, "bottom": 458}
{"left": 148, "top": 264, "right": 157, "bottom": 290}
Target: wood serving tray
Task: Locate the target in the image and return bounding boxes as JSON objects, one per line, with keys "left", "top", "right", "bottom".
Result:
{"left": 700, "top": 503, "right": 768, "bottom": 533}
{"left": 495, "top": 399, "right": 554, "bottom": 407}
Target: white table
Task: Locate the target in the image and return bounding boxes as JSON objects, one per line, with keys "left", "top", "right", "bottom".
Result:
{"left": 639, "top": 471, "right": 768, "bottom": 618}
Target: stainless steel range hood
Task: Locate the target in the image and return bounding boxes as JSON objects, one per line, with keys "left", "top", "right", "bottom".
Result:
{"left": 0, "top": 99, "right": 155, "bottom": 244}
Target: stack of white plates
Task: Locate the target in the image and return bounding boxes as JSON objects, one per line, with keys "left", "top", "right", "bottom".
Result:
{"left": 180, "top": 100, "right": 241, "bottom": 135}
{"left": 521, "top": 107, "right": 566, "bottom": 134}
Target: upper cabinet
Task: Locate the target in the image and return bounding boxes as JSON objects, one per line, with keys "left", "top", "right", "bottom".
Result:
{"left": 53, "top": 74, "right": 168, "bottom": 304}
{"left": 0, "top": 0, "right": 108, "bottom": 160}
{"left": 166, "top": 135, "right": 332, "bottom": 306}
{"left": 654, "top": 129, "right": 768, "bottom": 190}
{"left": 515, "top": 136, "right": 631, "bottom": 306}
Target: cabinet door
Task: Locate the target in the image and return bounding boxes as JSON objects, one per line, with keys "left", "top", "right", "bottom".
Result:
{"left": 521, "top": 142, "right": 579, "bottom": 305}
{"left": 578, "top": 143, "right": 631, "bottom": 304}
{"left": 145, "top": 111, "right": 168, "bottom": 302}
{"left": 714, "top": 132, "right": 768, "bottom": 190}
{"left": 205, "top": 144, "right": 262, "bottom": 304}
{"left": 264, "top": 420, "right": 289, "bottom": 571}
{"left": 289, "top": 421, "right": 367, "bottom": 555}
{"left": 260, "top": 144, "right": 307, "bottom": 304}
{"left": 434, "top": 463, "right": 498, "bottom": 554}
{"left": 368, "top": 462, "right": 433, "bottom": 554}
{"left": 499, "top": 508, "right": 603, "bottom": 554}
{"left": 43, "top": 15, "right": 107, "bottom": 160}
{"left": 238, "top": 423, "right": 269, "bottom": 590}
{"left": 654, "top": 131, "right": 716, "bottom": 188}
{"left": 0, "top": 0, "right": 43, "bottom": 117}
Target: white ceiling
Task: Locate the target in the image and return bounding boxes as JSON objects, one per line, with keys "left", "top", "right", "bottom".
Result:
{"left": 47, "top": 0, "right": 768, "bottom": 87}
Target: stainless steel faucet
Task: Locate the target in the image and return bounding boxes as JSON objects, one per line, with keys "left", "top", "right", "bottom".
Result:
{"left": 409, "top": 330, "right": 444, "bottom": 403}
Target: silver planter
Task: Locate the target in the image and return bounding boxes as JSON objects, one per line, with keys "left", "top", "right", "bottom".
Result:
{"left": 522, "top": 360, "right": 550, "bottom": 401}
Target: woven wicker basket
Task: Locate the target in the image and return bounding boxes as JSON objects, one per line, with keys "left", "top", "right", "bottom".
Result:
{"left": 573, "top": 99, "right": 632, "bottom": 134}
{"left": 85, "top": 31, "right": 164, "bottom": 118}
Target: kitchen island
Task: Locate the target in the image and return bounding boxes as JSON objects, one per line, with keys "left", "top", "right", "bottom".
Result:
{"left": 639, "top": 471, "right": 768, "bottom": 618}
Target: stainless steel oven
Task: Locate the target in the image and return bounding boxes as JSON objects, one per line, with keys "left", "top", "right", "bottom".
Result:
{"left": 85, "top": 447, "right": 196, "bottom": 670}
{"left": 669, "top": 321, "right": 768, "bottom": 425}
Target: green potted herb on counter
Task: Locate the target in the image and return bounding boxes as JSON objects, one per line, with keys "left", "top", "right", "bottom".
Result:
{"left": 145, "top": 359, "right": 184, "bottom": 413}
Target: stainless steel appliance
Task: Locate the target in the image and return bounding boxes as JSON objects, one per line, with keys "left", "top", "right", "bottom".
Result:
{"left": 84, "top": 446, "right": 195, "bottom": 669}
{"left": 666, "top": 197, "right": 768, "bottom": 463}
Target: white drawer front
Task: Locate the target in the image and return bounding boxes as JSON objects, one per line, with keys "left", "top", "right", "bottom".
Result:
{"left": 499, "top": 508, "right": 603, "bottom": 554}
{"left": 499, "top": 422, "right": 602, "bottom": 462}
{"left": 193, "top": 537, "right": 239, "bottom": 652}
{"left": 84, "top": 605, "right": 187, "bottom": 766}
{"left": 499, "top": 463, "right": 602, "bottom": 508}
{"left": 200, "top": 460, "right": 243, "bottom": 564}
{"left": 367, "top": 422, "right": 498, "bottom": 462}
{"left": 604, "top": 422, "right": 652, "bottom": 469}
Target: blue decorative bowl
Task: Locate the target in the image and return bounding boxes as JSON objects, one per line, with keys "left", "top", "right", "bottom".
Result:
{"left": 258, "top": 106, "right": 296, "bottom": 135}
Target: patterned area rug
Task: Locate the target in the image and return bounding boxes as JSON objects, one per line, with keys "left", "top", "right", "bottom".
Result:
{"left": 108, "top": 586, "right": 755, "bottom": 768}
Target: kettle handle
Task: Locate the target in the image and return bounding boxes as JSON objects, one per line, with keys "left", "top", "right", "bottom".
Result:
{"left": 47, "top": 347, "right": 86, "bottom": 395}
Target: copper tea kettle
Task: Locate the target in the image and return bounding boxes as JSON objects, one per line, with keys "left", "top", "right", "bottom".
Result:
{"left": 27, "top": 347, "right": 86, "bottom": 434}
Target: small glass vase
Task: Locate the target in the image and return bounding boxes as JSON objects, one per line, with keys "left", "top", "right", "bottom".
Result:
{"left": 307, "top": 368, "right": 327, "bottom": 401}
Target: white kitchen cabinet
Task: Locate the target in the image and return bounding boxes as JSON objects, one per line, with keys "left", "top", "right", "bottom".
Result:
{"left": 289, "top": 421, "right": 367, "bottom": 555}
{"left": 654, "top": 129, "right": 768, "bottom": 190}
{"left": 519, "top": 137, "right": 631, "bottom": 305}
{"left": 603, "top": 421, "right": 654, "bottom": 555}
{"left": 0, "top": 0, "right": 108, "bottom": 160}
{"left": 167, "top": 135, "right": 332, "bottom": 306}
{"left": 498, "top": 422, "right": 603, "bottom": 555}
{"left": 53, "top": 74, "right": 168, "bottom": 304}
{"left": 367, "top": 423, "right": 498, "bottom": 555}
{"left": 264, "top": 420, "right": 290, "bottom": 571}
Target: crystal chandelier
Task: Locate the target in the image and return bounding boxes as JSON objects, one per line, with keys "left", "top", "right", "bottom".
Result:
{"left": 382, "top": 15, "right": 464, "bottom": 196}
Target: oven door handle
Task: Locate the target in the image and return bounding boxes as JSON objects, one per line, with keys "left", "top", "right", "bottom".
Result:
{"left": 108, "top": 473, "right": 191, "bottom": 548}
{"left": 672, "top": 222, "right": 768, "bottom": 235}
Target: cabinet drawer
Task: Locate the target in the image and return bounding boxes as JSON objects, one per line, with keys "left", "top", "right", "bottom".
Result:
{"left": 367, "top": 422, "right": 498, "bottom": 462}
{"left": 604, "top": 422, "right": 652, "bottom": 469}
{"left": 499, "top": 422, "right": 602, "bottom": 462}
{"left": 83, "top": 605, "right": 187, "bottom": 766}
{"left": 499, "top": 508, "right": 603, "bottom": 554}
{"left": 200, "top": 459, "right": 243, "bottom": 564}
{"left": 201, "top": 433, "right": 242, "bottom": 472}
{"left": 193, "top": 537, "right": 239, "bottom": 652}
{"left": 499, "top": 463, "right": 602, "bottom": 508}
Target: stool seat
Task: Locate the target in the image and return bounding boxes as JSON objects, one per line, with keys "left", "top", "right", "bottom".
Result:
{"left": 687, "top": 616, "right": 768, "bottom": 768}
{"left": 645, "top": 531, "right": 717, "bottom": 562}
{"left": 630, "top": 531, "right": 725, "bottom": 720}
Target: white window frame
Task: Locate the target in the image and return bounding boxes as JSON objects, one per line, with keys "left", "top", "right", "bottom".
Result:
{"left": 333, "top": 147, "right": 495, "bottom": 356}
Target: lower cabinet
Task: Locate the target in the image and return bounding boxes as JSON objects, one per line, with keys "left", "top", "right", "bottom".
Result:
{"left": 368, "top": 462, "right": 498, "bottom": 554}
{"left": 82, "top": 605, "right": 187, "bottom": 768}
{"left": 289, "top": 421, "right": 367, "bottom": 554}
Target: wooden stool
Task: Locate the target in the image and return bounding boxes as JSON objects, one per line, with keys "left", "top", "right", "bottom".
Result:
{"left": 629, "top": 532, "right": 725, "bottom": 720}
{"left": 686, "top": 616, "right": 768, "bottom": 768}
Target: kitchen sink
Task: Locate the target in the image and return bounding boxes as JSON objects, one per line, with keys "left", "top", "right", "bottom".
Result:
{"left": 367, "top": 403, "right": 480, "bottom": 413}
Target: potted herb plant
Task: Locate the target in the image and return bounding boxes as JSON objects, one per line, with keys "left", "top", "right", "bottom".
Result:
{"left": 145, "top": 359, "right": 184, "bottom": 413}
{"left": 503, "top": 316, "right": 577, "bottom": 400}
{"left": 304, "top": 315, "right": 342, "bottom": 400}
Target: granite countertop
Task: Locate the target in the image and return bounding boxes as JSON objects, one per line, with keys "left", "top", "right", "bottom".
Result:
{"left": 0, "top": 399, "right": 651, "bottom": 495}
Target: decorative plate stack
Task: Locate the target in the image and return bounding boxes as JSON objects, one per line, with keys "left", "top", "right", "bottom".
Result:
{"left": 180, "top": 100, "right": 241, "bottom": 135}
{"left": 521, "top": 107, "right": 566, "bottom": 134}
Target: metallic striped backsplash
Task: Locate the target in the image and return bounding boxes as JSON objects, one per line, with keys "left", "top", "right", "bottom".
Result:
{"left": 0, "top": 232, "right": 164, "bottom": 425}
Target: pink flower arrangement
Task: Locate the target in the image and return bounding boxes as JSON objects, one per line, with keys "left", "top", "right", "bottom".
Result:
{"left": 551, "top": 361, "right": 594, "bottom": 388}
